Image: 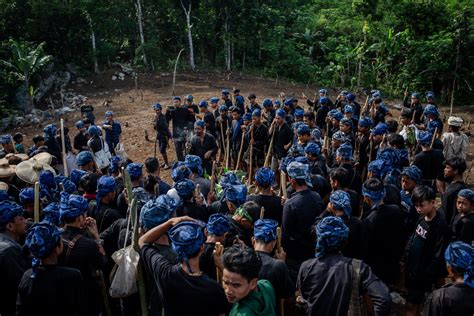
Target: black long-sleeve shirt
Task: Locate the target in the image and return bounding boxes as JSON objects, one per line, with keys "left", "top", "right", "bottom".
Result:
{"left": 256, "top": 251, "right": 294, "bottom": 300}
{"left": 297, "top": 254, "right": 392, "bottom": 316}
{"left": 73, "top": 132, "right": 88, "bottom": 152}
{"left": 272, "top": 123, "right": 294, "bottom": 159}
{"left": 423, "top": 283, "right": 474, "bottom": 316}
{"left": 165, "top": 106, "right": 195, "bottom": 140}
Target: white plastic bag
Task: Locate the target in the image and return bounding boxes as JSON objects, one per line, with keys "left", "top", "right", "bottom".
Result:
{"left": 109, "top": 214, "right": 138, "bottom": 298}
{"left": 115, "top": 143, "right": 128, "bottom": 162}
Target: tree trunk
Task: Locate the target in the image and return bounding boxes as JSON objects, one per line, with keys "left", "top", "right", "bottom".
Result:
{"left": 91, "top": 30, "right": 99, "bottom": 73}
{"left": 180, "top": 1, "right": 195, "bottom": 70}
{"left": 25, "top": 78, "right": 33, "bottom": 113}
{"left": 224, "top": 17, "right": 231, "bottom": 71}
{"left": 135, "top": 0, "right": 148, "bottom": 68}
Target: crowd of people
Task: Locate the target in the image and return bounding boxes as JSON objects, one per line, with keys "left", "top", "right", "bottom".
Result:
{"left": 0, "top": 88, "right": 473, "bottom": 316}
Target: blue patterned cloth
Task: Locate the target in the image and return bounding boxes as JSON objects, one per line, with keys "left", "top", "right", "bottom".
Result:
{"left": 126, "top": 162, "right": 143, "bottom": 181}
{"left": 194, "top": 120, "right": 205, "bottom": 128}
{"left": 362, "top": 185, "right": 386, "bottom": 205}
{"left": 70, "top": 169, "right": 88, "bottom": 186}
{"left": 315, "top": 216, "right": 349, "bottom": 258}
{"left": 0, "top": 200, "right": 23, "bottom": 227}
{"left": 252, "top": 109, "right": 262, "bottom": 117}
{"left": 416, "top": 130, "right": 432, "bottom": 146}
{"left": 444, "top": 241, "right": 474, "bottom": 288}
{"left": 423, "top": 104, "right": 439, "bottom": 117}
{"left": 253, "top": 219, "right": 278, "bottom": 243}
{"left": 185, "top": 155, "right": 203, "bottom": 176}
{"left": 206, "top": 213, "right": 231, "bottom": 236}
{"left": 42, "top": 202, "right": 61, "bottom": 226}
{"left": 19, "top": 188, "right": 35, "bottom": 204}
{"left": 286, "top": 161, "right": 312, "bottom": 187}
{"left": 328, "top": 109, "right": 343, "bottom": 121}
{"left": 275, "top": 109, "right": 286, "bottom": 118}
{"left": 140, "top": 194, "right": 178, "bottom": 231}
{"left": 224, "top": 184, "right": 247, "bottom": 207}
{"left": 109, "top": 156, "right": 122, "bottom": 174}
{"left": 458, "top": 189, "right": 474, "bottom": 203}
{"left": 297, "top": 124, "right": 310, "bottom": 135}
{"left": 305, "top": 142, "right": 321, "bottom": 156}
{"left": 25, "top": 222, "right": 62, "bottom": 278}
{"left": 371, "top": 122, "right": 388, "bottom": 135}
{"left": 105, "top": 111, "right": 113, "bottom": 117}
{"left": 219, "top": 105, "right": 228, "bottom": 112}
{"left": 174, "top": 179, "right": 195, "bottom": 198}
{"left": 332, "top": 131, "right": 348, "bottom": 143}
{"left": 320, "top": 97, "right": 328, "bottom": 103}
{"left": 401, "top": 165, "right": 422, "bottom": 183}
{"left": 340, "top": 118, "right": 352, "bottom": 126}
{"left": 330, "top": 190, "right": 352, "bottom": 216}
{"left": 358, "top": 117, "right": 372, "bottom": 128}
{"left": 376, "top": 147, "right": 400, "bottom": 172}
{"left": 262, "top": 99, "right": 273, "bottom": 108}
{"left": 87, "top": 125, "right": 101, "bottom": 137}
{"left": 43, "top": 124, "right": 57, "bottom": 139}
{"left": 0, "top": 134, "right": 12, "bottom": 144}
{"left": 294, "top": 109, "right": 304, "bottom": 118}
{"left": 169, "top": 221, "right": 205, "bottom": 273}
{"left": 344, "top": 104, "right": 354, "bottom": 113}
{"left": 368, "top": 159, "right": 389, "bottom": 178}
{"left": 210, "top": 97, "right": 219, "bottom": 104}
{"left": 153, "top": 103, "right": 162, "bottom": 110}
{"left": 59, "top": 192, "right": 89, "bottom": 220}
{"left": 76, "top": 151, "right": 94, "bottom": 166}
{"left": 255, "top": 167, "right": 276, "bottom": 188}
{"left": 336, "top": 143, "right": 353, "bottom": 161}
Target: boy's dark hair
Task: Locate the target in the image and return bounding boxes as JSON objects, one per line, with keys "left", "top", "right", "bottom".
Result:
{"left": 242, "top": 201, "right": 260, "bottom": 224}
{"left": 386, "top": 120, "right": 398, "bottom": 133}
{"left": 411, "top": 185, "right": 436, "bottom": 205}
{"left": 401, "top": 108, "right": 413, "bottom": 119}
{"left": 388, "top": 133, "right": 405, "bottom": 149}
{"left": 144, "top": 174, "right": 158, "bottom": 195}
{"left": 32, "top": 135, "right": 44, "bottom": 144}
{"left": 445, "top": 157, "right": 467, "bottom": 175}
{"left": 363, "top": 177, "right": 384, "bottom": 192}
{"left": 79, "top": 173, "right": 98, "bottom": 194}
{"left": 222, "top": 245, "right": 262, "bottom": 282}
{"left": 144, "top": 157, "right": 159, "bottom": 173}
{"left": 329, "top": 167, "right": 350, "bottom": 189}
{"left": 13, "top": 133, "right": 23, "bottom": 143}
{"left": 82, "top": 118, "right": 91, "bottom": 125}
{"left": 293, "top": 178, "right": 307, "bottom": 187}
{"left": 303, "top": 111, "right": 315, "bottom": 121}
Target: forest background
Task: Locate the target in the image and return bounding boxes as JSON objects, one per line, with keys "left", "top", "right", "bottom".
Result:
{"left": 0, "top": 0, "right": 472, "bottom": 116}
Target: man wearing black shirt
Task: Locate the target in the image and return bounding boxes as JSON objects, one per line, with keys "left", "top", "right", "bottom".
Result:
{"left": 282, "top": 161, "right": 323, "bottom": 284}
{"left": 244, "top": 109, "right": 268, "bottom": 168}
{"left": 189, "top": 120, "right": 218, "bottom": 175}
{"left": 73, "top": 120, "right": 89, "bottom": 153}
{"left": 413, "top": 130, "right": 445, "bottom": 192}
{"left": 153, "top": 103, "right": 171, "bottom": 168}
{"left": 166, "top": 96, "right": 195, "bottom": 162}
{"left": 139, "top": 216, "right": 228, "bottom": 316}
{"left": 271, "top": 109, "right": 294, "bottom": 173}
{"left": 441, "top": 157, "right": 467, "bottom": 225}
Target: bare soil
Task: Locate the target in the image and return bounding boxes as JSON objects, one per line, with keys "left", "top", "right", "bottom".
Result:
{"left": 9, "top": 69, "right": 474, "bottom": 184}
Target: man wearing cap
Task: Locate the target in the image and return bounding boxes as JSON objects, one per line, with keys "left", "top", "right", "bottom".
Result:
{"left": 346, "top": 93, "right": 360, "bottom": 118}
{"left": 43, "top": 124, "right": 62, "bottom": 165}
{"left": 17, "top": 222, "right": 85, "bottom": 316}
{"left": 230, "top": 106, "right": 244, "bottom": 168}
{"left": 244, "top": 109, "right": 268, "bottom": 168}
{"left": 233, "top": 89, "right": 244, "bottom": 113}
{"left": 327, "top": 109, "right": 343, "bottom": 137}
{"left": 334, "top": 90, "right": 348, "bottom": 111}
{"left": 166, "top": 96, "right": 196, "bottom": 162}
{"left": 0, "top": 200, "right": 28, "bottom": 316}
{"left": 199, "top": 99, "right": 217, "bottom": 138}
{"left": 185, "top": 94, "right": 199, "bottom": 117}
{"left": 262, "top": 98, "right": 276, "bottom": 127}
{"left": 80, "top": 99, "right": 95, "bottom": 124}
{"left": 423, "top": 241, "right": 474, "bottom": 315}
{"left": 314, "top": 96, "right": 330, "bottom": 130}
{"left": 139, "top": 194, "right": 179, "bottom": 315}
{"left": 304, "top": 142, "right": 327, "bottom": 178}
{"left": 253, "top": 219, "right": 294, "bottom": 302}
{"left": 139, "top": 216, "right": 228, "bottom": 316}
{"left": 189, "top": 120, "right": 218, "bottom": 174}
{"left": 184, "top": 154, "right": 210, "bottom": 197}
{"left": 368, "top": 122, "right": 388, "bottom": 162}
{"left": 216, "top": 105, "right": 232, "bottom": 162}
{"left": 153, "top": 103, "right": 171, "bottom": 168}
{"left": 361, "top": 178, "right": 405, "bottom": 286}
{"left": 270, "top": 110, "right": 293, "bottom": 174}
{"left": 296, "top": 216, "right": 391, "bottom": 315}
{"left": 200, "top": 213, "right": 232, "bottom": 280}
{"left": 413, "top": 130, "right": 445, "bottom": 192}
{"left": 355, "top": 116, "right": 372, "bottom": 173}
{"left": 305, "top": 88, "right": 334, "bottom": 111}
{"left": 442, "top": 116, "right": 469, "bottom": 160}
{"left": 399, "top": 108, "right": 417, "bottom": 150}
{"left": 76, "top": 150, "right": 95, "bottom": 172}
{"left": 102, "top": 111, "right": 122, "bottom": 155}
{"left": 441, "top": 157, "right": 468, "bottom": 225}
{"left": 58, "top": 192, "right": 107, "bottom": 315}
{"left": 222, "top": 89, "right": 233, "bottom": 108}
{"left": 403, "top": 91, "right": 423, "bottom": 125}
{"left": 73, "top": 120, "right": 89, "bottom": 153}
{"left": 282, "top": 161, "right": 323, "bottom": 284}
{"left": 174, "top": 178, "right": 210, "bottom": 222}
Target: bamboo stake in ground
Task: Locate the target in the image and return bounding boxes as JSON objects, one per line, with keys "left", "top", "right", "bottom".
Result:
{"left": 264, "top": 123, "right": 276, "bottom": 168}
{"left": 34, "top": 182, "right": 40, "bottom": 223}
{"left": 235, "top": 132, "right": 245, "bottom": 171}
{"left": 259, "top": 207, "right": 265, "bottom": 220}
{"left": 280, "top": 172, "right": 288, "bottom": 199}
{"left": 60, "top": 118, "right": 68, "bottom": 177}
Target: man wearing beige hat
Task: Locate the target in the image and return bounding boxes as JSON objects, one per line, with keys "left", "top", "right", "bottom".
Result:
{"left": 442, "top": 116, "right": 469, "bottom": 160}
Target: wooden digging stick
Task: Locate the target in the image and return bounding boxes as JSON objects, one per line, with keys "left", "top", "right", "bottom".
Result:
{"left": 259, "top": 207, "right": 265, "bottom": 220}
{"left": 215, "top": 242, "right": 223, "bottom": 284}
{"left": 60, "top": 118, "right": 68, "bottom": 177}
{"left": 220, "top": 119, "right": 226, "bottom": 162}
{"left": 34, "top": 182, "right": 40, "bottom": 223}
{"left": 276, "top": 227, "right": 285, "bottom": 316}
{"left": 210, "top": 161, "right": 217, "bottom": 193}
{"left": 247, "top": 144, "right": 253, "bottom": 186}
{"left": 264, "top": 123, "right": 276, "bottom": 168}
{"left": 430, "top": 127, "right": 438, "bottom": 148}
{"left": 280, "top": 172, "right": 288, "bottom": 199}
{"left": 235, "top": 132, "right": 245, "bottom": 171}
{"left": 226, "top": 128, "right": 231, "bottom": 170}
{"left": 361, "top": 96, "right": 369, "bottom": 117}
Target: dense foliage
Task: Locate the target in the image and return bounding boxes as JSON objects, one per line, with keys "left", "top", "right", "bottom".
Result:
{"left": 0, "top": 0, "right": 473, "bottom": 113}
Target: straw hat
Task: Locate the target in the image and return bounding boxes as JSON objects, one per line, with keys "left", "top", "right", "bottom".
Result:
{"left": 30, "top": 152, "right": 53, "bottom": 165}
{"left": 15, "top": 160, "right": 56, "bottom": 184}
{"left": 0, "top": 158, "right": 16, "bottom": 178}
{"left": 5, "top": 153, "right": 29, "bottom": 162}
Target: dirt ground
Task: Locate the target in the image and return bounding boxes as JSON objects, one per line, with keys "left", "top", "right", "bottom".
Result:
{"left": 9, "top": 69, "right": 474, "bottom": 184}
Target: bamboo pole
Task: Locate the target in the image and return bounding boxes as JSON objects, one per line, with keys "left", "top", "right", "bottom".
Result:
{"left": 34, "top": 182, "right": 40, "bottom": 223}
{"left": 235, "top": 132, "right": 245, "bottom": 171}
{"left": 60, "top": 118, "right": 68, "bottom": 177}
{"left": 280, "top": 172, "right": 288, "bottom": 199}
{"left": 215, "top": 242, "right": 223, "bottom": 284}
{"left": 276, "top": 227, "right": 285, "bottom": 316}
{"left": 225, "top": 128, "right": 231, "bottom": 170}
{"left": 430, "top": 127, "right": 438, "bottom": 148}
{"left": 259, "top": 207, "right": 265, "bottom": 220}
{"left": 264, "top": 123, "right": 276, "bottom": 168}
